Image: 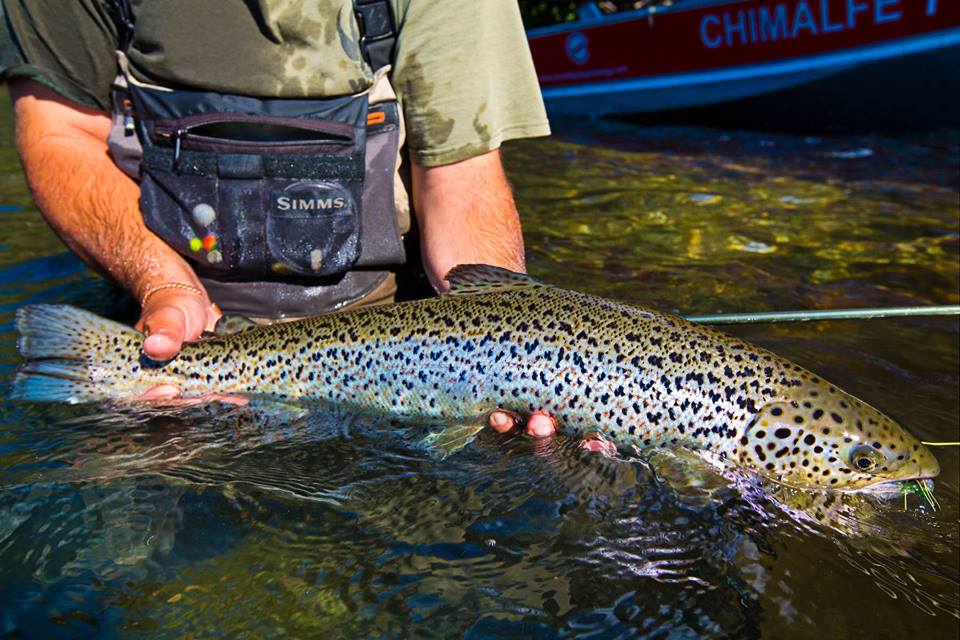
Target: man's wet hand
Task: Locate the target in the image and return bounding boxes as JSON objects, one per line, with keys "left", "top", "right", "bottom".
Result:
{"left": 487, "top": 410, "right": 616, "bottom": 457}
{"left": 129, "top": 384, "right": 248, "bottom": 406}
{"left": 488, "top": 409, "right": 558, "bottom": 437}
{"left": 135, "top": 288, "right": 220, "bottom": 361}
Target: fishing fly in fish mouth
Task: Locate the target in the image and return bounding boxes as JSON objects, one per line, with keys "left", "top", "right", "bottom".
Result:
{"left": 11, "top": 264, "right": 940, "bottom": 497}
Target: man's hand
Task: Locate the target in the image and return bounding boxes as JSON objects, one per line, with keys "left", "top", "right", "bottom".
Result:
{"left": 489, "top": 408, "right": 558, "bottom": 438}
{"left": 133, "top": 288, "right": 235, "bottom": 402}
{"left": 135, "top": 288, "right": 221, "bottom": 361}
{"left": 412, "top": 149, "right": 558, "bottom": 438}
{"left": 10, "top": 80, "right": 213, "bottom": 362}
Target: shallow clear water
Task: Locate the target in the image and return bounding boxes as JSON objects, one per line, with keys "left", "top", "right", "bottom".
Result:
{"left": 0, "top": 96, "right": 957, "bottom": 638}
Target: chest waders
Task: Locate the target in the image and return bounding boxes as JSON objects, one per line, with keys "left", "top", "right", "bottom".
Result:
{"left": 106, "top": 0, "right": 408, "bottom": 318}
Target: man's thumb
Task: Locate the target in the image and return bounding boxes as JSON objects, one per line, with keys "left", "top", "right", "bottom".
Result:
{"left": 141, "top": 306, "right": 187, "bottom": 361}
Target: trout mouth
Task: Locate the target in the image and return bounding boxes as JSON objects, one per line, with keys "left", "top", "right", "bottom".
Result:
{"left": 853, "top": 476, "right": 937, "bottom": 499}
{"left": 848, "top": 456, "right": 940, "bottom": 497}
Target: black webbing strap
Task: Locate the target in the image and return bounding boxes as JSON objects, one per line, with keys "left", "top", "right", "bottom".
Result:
{"left": 109, "top": 0, "right": 136, "bottom": 52}
{"left": 354, "top": 0, "right": 397, "bottom": 72}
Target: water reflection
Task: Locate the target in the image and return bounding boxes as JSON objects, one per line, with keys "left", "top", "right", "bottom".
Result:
{"left": 0, "top": 398, "right": 955, "bottom": 637}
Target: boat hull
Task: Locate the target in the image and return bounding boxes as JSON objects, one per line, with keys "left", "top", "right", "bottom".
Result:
{"left": 528, "top": 0, "right": 960, "bottom": 118}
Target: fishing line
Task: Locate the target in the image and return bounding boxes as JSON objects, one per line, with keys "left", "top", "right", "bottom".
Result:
{"left": 684, "top": 305, "right": 960, "bottom": 324}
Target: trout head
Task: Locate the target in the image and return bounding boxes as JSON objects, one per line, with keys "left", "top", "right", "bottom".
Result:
{"left": 734, "top": 385, "right": 939, "bottom": 494}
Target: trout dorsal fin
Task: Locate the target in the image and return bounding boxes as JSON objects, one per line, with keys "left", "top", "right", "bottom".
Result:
{"left": 444, "top": 264, "right": 543, "bottom": 296}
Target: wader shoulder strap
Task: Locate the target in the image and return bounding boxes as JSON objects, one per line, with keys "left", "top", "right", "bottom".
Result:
{"left": 108, "top": 0, "right": 135, "bottom": 52}
{"left": 354, "top": 0, "right": 396, "bottom": 72}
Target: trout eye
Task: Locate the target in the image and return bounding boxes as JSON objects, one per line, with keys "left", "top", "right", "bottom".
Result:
{"left": 849, "top": 445, "right": 883, "bottom": 473}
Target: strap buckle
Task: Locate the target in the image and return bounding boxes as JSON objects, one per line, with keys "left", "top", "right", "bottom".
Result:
{"left": 353, "top": 0, "right": 396, "bottom": 71}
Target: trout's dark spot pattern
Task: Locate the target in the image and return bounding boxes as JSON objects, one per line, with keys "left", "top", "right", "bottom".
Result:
{"left": 22, "top": 266, "right": 937, "bottom": 493}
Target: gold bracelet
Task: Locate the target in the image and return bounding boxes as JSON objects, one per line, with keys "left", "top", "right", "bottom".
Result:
{"left": 140, "top": 282, "right": 205, "bottom": 307}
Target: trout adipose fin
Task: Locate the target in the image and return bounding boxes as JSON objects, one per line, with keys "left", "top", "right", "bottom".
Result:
{"left": 12, "top": 305, "right": 140, "bottom": 404}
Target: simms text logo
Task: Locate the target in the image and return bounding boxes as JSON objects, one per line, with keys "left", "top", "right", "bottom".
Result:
{"left": 275, "top": 196, "right": 346, "bottom": 211}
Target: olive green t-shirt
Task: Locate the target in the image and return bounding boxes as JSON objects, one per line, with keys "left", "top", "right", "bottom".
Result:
{"left": 0, "top": 0, "right": 550, "bottom": 166}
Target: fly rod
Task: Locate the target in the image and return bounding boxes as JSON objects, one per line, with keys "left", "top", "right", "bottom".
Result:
{"left": 684, "top": 305, "right": 960, "bottom": 324}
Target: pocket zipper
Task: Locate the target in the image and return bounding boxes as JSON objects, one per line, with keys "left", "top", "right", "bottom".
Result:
{"left": 152, "top": 113, "right": 356, "bottom": 153}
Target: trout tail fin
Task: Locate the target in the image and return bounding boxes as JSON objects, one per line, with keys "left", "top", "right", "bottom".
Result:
{"left": 11, "top": 304, "right": 141, "bottom": 403}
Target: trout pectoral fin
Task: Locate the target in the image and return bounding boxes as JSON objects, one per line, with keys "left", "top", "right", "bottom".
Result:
{"left": 419, "top": 421, "right": 487, "bottom": 459}
{"left": 241, "top": 397, "right": 311, "bottom": 420}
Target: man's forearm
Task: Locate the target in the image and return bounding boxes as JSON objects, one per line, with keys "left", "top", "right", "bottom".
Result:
{"left": 10, "top": 80, "right": 203, "bottom": 301}
{"left": 412, "top": 149, "right": 526, "bottom": 292}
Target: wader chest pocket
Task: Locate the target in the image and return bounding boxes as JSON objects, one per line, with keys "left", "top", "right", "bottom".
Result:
{"left": 133, "top": 89, "right": 373, "bottom": 279}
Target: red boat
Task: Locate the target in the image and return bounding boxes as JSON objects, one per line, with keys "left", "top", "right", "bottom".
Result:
{"left": 527, "top": 0, "right": 960, "bottom": 118}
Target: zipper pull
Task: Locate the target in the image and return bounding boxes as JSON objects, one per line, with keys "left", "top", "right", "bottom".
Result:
{"left": 172, "top": 128, "right": 186, "bottom": 170}
{"left": 121, "top": 98, "right": 135, "bottom": 135}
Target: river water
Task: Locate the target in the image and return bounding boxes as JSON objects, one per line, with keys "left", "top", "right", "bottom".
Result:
{"left": 0, "top": 96, "right": 957, "bottom": 638}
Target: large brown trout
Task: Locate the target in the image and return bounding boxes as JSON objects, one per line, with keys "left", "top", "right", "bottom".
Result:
{"left": 13, "top": 265, "right": 939, "bottom": 493}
